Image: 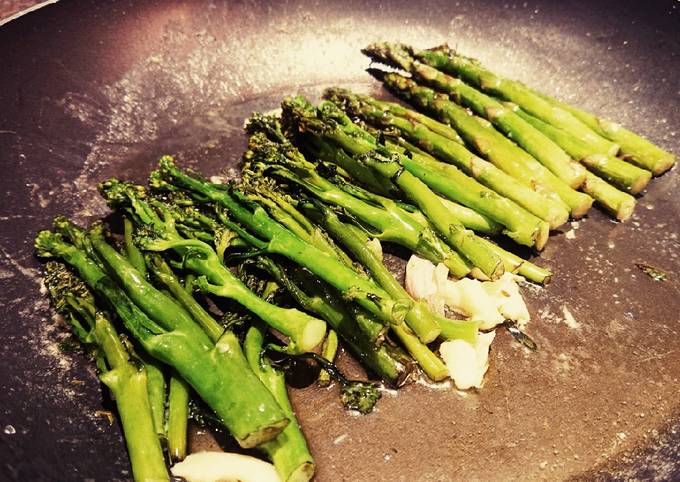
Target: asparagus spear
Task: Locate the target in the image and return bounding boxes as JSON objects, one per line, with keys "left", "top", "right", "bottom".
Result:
{"left": 151, "top": 157, "right": 412, "bottom": 327}
{"left": 581, "top": 172, "right": 636, "bottom": 222}
{"left": 371, "top": 70, "right": 594, "bottom": 218}
{"left": 36, "top": 224, "right": 288, "bottom": 449}
{"left": 347, "top": 93, "right": 570, "bottom": 229}
{"left": 406, "top": 43, "right": 620, "bottom": 156}
{"left": 326, "top": 87, "right": 563, "bottom": 236}
{"left": 43, "top": 261, "right": 169, "bottom": 482}
{"left": 535, "top": 90, "right": 675, "bottom": 175}
{"left": 362, "top": 44, "right": 587, "bottom": 188}
{"left": 282, "top": 96, "right": 505, "bottom": 280}
{"left": 348, "top": 140, "right": 551, "bottom": 282}
{"left": 513, "top": 107, "right": 651, "bottom": 194}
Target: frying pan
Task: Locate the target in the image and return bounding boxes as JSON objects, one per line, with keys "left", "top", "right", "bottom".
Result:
{"left": 1, "top": 0, "right": 679, "bottom": 480}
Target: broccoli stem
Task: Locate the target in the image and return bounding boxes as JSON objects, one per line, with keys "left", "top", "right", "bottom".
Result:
{"left": 99, "top": 356, "right": 170, "bottom": 482}
{"left": 259, "top": 257, "right": 405, "bottom": 383}
{"left": 155, "top": 157, "right": 411, "bottom": 327}
{"left": 318, "top": 329, "right": 339, "bottom": 385}
{"left": 123, "top": 217, "right": 147, "bottom": 277}
{"left": 310, "top": 204, "right": 469, "bottom": 380}
{"left": 167, "top": 373, "right": 190, "bottom": 462}
{"left": 245, "top": 323, "right": 315, "bottom": 482}
{"left": 42, "top": 262, "right": 168, "bottom": 482}
{"left": 36, "top": 228, "right": 289, "bottom": 448}
{"left": 142, "top": 357, "right": 167, "bottom": 441}
{"left": 147, "top": 254, "right": 225, "bottom": 342}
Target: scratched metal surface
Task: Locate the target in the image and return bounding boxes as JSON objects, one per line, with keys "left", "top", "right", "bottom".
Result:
{"left": 0, "top": 0, "right": 679, "bottom": 480}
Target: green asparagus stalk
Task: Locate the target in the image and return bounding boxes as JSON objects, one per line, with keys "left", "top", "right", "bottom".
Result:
{"left": 167, "top": 373, "right": 190, "bottom": 462}
{"left": 303, "top": 122, "right": 552, "bottom": 281}
{"left": 407, "top": 43, "right": 620, "bottom": 156}
{"left": 359, "top": 97, "right": 465, "bottom": 145}
{"left": 370, "top": 109, "right": 569, "bottom": 231}
{"left": 362, "top": 44, "right": 587, "bottom": 188}
{"left": 513, "top": 107, "right": 651, "bottom": 194}
{"left": 477, "top": 238, "right": 552, "bottom": 284}
{"left": 349, "top": 123, "right": 506, "bottom": 236}
{"left": 36, "top": 223, "right": 289, "bottom": 449}
{"left": 581, "top": 172, "right": 636, "bottom": 222}
{"left": 299, "top": 139, "right": 474, "bottom": 278}
{"left": 282, "top": 96, "right": 505, "bottom": 279}
{"left": 370, "top": 70, "right": 594, "bottom": 218}
{"left": 361, "top": 149, "right": 504, "bottom": 279}
{"left": 151, "top": 158, "right": 412, "bottom": 327}
{"left": 436, "top": 196, "right": 502, "bottom": 235}
{"left": 536, "top": 90, "right": 675, "bottom": 175}
{"left": 326, "top": 88, "right": 561, "bottom": 240}
{"left": 43, "top": 261, "right": 169, "bottom": 482}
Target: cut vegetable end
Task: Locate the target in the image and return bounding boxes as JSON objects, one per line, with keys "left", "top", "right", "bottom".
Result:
{"left": 417, "top": 326, "right": 442, "bottom": 344}
{"left": 287, "top": 462, "right": 316, "bottom": 482}
{"left": 300, "top": 319, "right": 327, "bottom": 353}
{"left": 616, "top": 198, "right": 636, "bottom": 222}
{"left": 469, "top": 267, "right": 489, "bottom": 281}
{"left": 568, "top": 169, "right": 587, "bottom": 190}
{"left": 569, "top": 197, "right": 594, "bottom": 219}
{"left": 629, "top": 172, "right": 652, "bottom": 195}
{"left": 652, "top": 155, "right": 676, "bottom": 176}
{"left": 427, "top": 364, "right": 451, "bottom": 382}
{"left": 237, "top": 418, "right": 290, "bottom": 449}
{"left": 534, "top": 222, "right": 550, "bottom": 251}
{"left": 547, "top": 209, "right": 570, "bottom": 230}
{"left": 517, "top": 262, "right": 553, "bottom": 285}
{"left": 606, "top": 143, "right": 621, "bottom": 156}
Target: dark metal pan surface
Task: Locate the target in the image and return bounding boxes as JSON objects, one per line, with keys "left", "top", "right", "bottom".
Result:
{"left": 1, "top": 0, "right": 679, "bottom": 480}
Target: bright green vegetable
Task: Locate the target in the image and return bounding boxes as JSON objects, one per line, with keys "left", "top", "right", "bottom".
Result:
{"left": 369, "top": 70, "right": 594, "bottom": 218}
{"left": 362, "top": 43, "right": 588, "bottom": 188}
{"left": 36, "top": 221, "right": 289, "bottom": 449}
{"left": 42, "top": 261, "right": 169, "bottom": 482}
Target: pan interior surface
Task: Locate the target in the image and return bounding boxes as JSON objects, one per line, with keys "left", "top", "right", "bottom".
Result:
{"left": 0, "top": 0, "right": 679, "bottom": 480}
